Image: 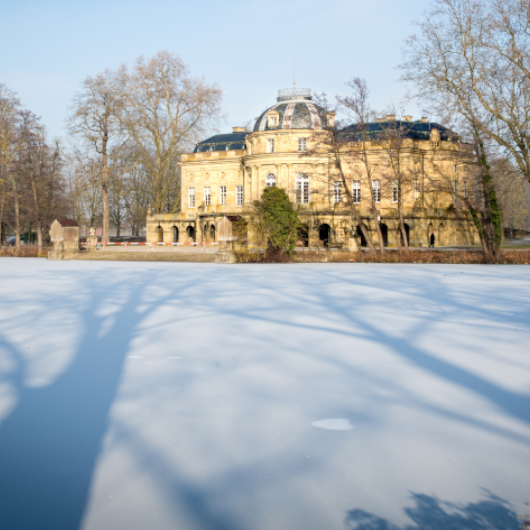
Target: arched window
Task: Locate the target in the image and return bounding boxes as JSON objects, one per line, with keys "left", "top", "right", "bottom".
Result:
{"left": 265, "top": 173, "right": 276, "bottom": 187}
{"left": 296, "top": 173, "right": 310, "bottom": 204}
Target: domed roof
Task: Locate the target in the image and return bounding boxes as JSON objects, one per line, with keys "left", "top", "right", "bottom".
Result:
{"left": 253, "top": 88, "right": 329, "bottom": 132}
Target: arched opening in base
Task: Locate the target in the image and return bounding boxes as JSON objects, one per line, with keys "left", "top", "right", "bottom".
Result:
{"left": 380, "top": 223, "right": 389, "bottom": 247}
{"left": 157, "top": 226, "right": 164, "bottom": 243}
{"left": 186, "top": 226, "right": 196, "bottom": 242}
{"left": 172, "top": 226, "right": 179, "bottom": 243}
{"left": 427, "top": 223, "right": 435, "bottom": 247}
{"left": 356, "top": 225, "right": 367, "bottom": 247}
{"left": 319, "top": 224, "right": 331, "bottom": 247}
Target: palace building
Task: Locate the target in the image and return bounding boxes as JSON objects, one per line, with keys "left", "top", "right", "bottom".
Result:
{"left": 146, "top": 88, "right": 479, "bottom": 248}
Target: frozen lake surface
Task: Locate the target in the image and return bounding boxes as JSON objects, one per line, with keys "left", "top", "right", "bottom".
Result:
{"left": 0, "top": 259, "right": 529, "bottom": 530}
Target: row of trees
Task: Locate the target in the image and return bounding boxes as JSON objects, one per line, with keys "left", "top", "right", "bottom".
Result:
{"left": 400, "top": 0, "right": 530, "bottom": 261}
{"left": 0, "top": 84, "right": 68, "bottom": 250}
{"left": 68, "top": 51, "right": 221, "bottom": 243}
{"left": 292, "top": 0, "right": 528, "bottom": 263}
{"left": 0, "top": 51, "right": 222, "bottom": 248}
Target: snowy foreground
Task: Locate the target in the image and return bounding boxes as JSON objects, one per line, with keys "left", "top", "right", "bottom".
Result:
{"left": 0, "top": 259, "right": 529, "bottom": 530}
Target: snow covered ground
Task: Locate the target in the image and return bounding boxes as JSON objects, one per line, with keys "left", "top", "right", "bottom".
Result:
{"left": 0, "top": 259, "right": 529, "bottom": 530}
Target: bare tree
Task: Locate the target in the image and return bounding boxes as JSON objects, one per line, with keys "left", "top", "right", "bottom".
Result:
{"left": 64, "top": 149, "right": 102, "bottom": 231}
{"left": 337, "top": 78, "right": 388, "bottom": 254}
{"left": 0, "top": 84, "right": 21, "bottom": 248}
{"left": 400, "top": 0, "right": 510, "bottom": 261}
{"left": 371, "top": 109, "right": 423, "bottom": 254}
{"left": 308, "top": 92, "right": 377, "bottom": 254}
{"left": 402, "top": 0, "right": 530, "bottom": 185}
{"left": 17, "top": 111, "right": 47, "bottom": 250}
{"left": 68, "top": 70, "right": 124, "bottom": 243}
{"left": 117, "top": 51, "right": 222, "bottom": 214}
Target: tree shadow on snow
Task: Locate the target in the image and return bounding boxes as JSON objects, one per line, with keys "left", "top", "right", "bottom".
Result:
{"left": 0, "top": 267, "right": 200, "bottom": 530}
{"left": 345, "top": 492, "right": 521, "bottom": 530}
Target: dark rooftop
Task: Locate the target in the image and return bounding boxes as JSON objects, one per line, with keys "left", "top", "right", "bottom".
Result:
{"left": 340, "top": 120, "right": 455, "bottom": 141}
{"left": 55, "top": 219, "right": 79, "bottom": 227}
{"left": 194, "top": 132, "right": 248, "bottom": 153}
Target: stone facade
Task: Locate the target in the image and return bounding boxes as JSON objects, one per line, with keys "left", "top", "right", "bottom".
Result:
{"left": 147, "top": 89, "right": 479, "bottom": 249}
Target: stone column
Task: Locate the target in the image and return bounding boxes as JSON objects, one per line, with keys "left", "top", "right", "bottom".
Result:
{"left": 245, "top": 167, "right": 252, "bottom": 204}
{"left": 254, "top": 165, "right": 260, "bottom": 201}
{"left": 287, "top": 164, "right": 293, "bottom": 202}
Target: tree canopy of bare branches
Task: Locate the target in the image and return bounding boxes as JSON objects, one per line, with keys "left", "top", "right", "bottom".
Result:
{"left": 116, "top": 51, "right": 222, "bottom": 214}
{"left": 399, "top": 0, "right": 530, "bottom": 261}
{"left": 68, "top": 70, "right": 124, "bottom": 243}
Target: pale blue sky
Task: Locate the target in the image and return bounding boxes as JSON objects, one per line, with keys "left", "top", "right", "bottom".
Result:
{"left": 1, "top": 0, "right": 428, "bottom": 141}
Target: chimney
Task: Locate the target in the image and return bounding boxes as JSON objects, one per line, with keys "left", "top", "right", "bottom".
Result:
{"left": 232, "top": 127, "right": 246, "bottom": 133}
{"left": 421, "top": 117, "right": 429, "bottom": 123}
{"left": 386, "top": 114, "right": 396, "bottom": 121}
{"left": 403, "top": 115, "right": 412, "bottom": 122}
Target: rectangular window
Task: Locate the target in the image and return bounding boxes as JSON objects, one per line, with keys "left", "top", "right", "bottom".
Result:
{"left": 296, "top": 178, "right": 310, "bottom": 204}
{"left": 204, "top": 187, "right": 211, "bottom": 206}
{"left": 298, "top": 137, "right": 307, "bottom": 152}
{"left": 267, "top": 138, "right": 274, "bottom": 153}
{"left": 333, "top": 181, "right": 341, "bottom": 204}
{"left": 463, "top": 180, "right": 467, "bottom": 199}
{"left": 188, "top": 187, "right": 195, "bottom": 208}
{"left": 352, "top": 181, "right": 361, "bottom": 204}
{"left": 219, "top": 186, "right": 226, "bottom": 206}
{"left": 372, "top": 179, "right": 381, "bottom": 204}
{"left": 236, "top": 185, "right": 243, "bottom": 206}
{"left": 392, "top": 180, "right": 399, "bottom": 203}
{"left": 414, "top": 180, "right": 419, "bottom": 201}
{"left": 454, "top": 179, "right": 458, "bottom": 202}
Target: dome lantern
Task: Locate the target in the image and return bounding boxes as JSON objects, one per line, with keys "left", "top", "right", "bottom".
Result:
{"left": 277, "top": 87, "right": 312, "bottom": 102}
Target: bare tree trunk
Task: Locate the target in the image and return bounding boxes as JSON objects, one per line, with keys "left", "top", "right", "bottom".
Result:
{"left": 12, "top": 179, "right": 20, "bottom": 249}
{"left": 101, "top": 138, "right": 110, "bottom": 244}
{"left": 363, "top": 154, "right": 385, "bottom": 256}
{"left": 28, "top": 163, "right": 43, "bottom": 251}
{"left": 473, "top": 132, "right": 502, "bottom": 263}
{"left": 398, "top": 210, "right": 409, "bottom": 255}
{"left": 334, "top": 155, "right": 376, "bottom": 254}
{"left": 372, "top": 210, "right": 385, "bottom": 254}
